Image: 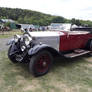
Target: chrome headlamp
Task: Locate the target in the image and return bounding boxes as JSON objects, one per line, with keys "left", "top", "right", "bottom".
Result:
{"left": 23, "top": 34, "right": 32, "bottom": 46}
{"left": 14, "top": 34, "right": 20, "bottom": 42}
{"left": 21, "top": 45, "right": 26, "bottom": 51}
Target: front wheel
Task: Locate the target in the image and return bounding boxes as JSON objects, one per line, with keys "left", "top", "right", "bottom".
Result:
{"left": 29, "top": 50, "right": 53, "bottom": 77}
{"left": 8, "top": 46, "right": 18, "bottom": 63}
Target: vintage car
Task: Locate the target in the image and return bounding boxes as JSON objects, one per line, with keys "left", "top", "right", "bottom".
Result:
{"left": 7, "top": 26, "right": 92, "bottom": 77}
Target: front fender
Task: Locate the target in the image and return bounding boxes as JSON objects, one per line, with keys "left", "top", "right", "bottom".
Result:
{"left": 28, "top": 44, "right": 61, "bottom": 56}
{"left": 8, "top": 42, "right": 19, "bottom": 56}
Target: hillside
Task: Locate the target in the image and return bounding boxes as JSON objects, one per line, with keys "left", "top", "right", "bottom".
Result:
{"left": 0, "top": 7, "right": 66, "bottom": 26}
{"left": 0, "top": 7, "right": 92, "bottom": 26}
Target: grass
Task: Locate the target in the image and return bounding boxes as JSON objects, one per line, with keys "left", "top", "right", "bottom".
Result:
{"left": 0, "top": 50, "right": 92, "bottom": 92}
{"left": 0, "top": 29, "right": 22, "bottom": 38}
{"left": 1, "top": 30, "right": 92, "bottom": 92}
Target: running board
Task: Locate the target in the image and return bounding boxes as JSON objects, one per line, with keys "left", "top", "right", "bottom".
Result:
{"left": 64, "top": 49, "right": 91, "bottom": 58}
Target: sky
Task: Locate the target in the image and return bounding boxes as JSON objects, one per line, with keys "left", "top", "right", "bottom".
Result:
{"left": 0, "top": 0, "right": 92, "bottom": 20}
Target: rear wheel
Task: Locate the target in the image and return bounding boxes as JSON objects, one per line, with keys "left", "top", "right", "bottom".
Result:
{"left": 90, "top": 40, "right": 92, "bottom": 51}
{"left": 29, "top": 50, "right": 53, "bottom": 77}
{"left": 86, "top": 40, "right": 92, "bottom": 50}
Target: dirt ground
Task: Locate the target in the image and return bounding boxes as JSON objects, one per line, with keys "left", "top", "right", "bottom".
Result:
{"left": 0, "top": 37, "right": 11, "bottom": 51}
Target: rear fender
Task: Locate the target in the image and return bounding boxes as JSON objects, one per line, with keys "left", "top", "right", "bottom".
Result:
{"left": 28, "top": 44, "right": 61, "bottom": 56}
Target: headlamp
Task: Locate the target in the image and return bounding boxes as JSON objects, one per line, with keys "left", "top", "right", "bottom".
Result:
{"left": 14, "top": 34, "right": 20, "bottom": 42}
{"left": 23, "top": 34, "right": 32, "bottom": 46}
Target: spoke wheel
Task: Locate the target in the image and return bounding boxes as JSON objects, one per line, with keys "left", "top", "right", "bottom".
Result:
{"left": 29, "top": 50, "right": 53, "bottom": 77}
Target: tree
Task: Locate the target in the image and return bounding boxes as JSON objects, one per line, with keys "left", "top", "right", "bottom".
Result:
{"left": 51, "top": 16, "right": 65, "bottom": 23}
{"left": 71, "top": 18, "right": 76, "bottom": 25}
{"left": 0, "top": 7, "right": 92, "bottom": 26}
{"left": 71, "top": 18, "right": 81, "bottom": 26}
{"left": 4, "top": 22, "right": 11, "bottom": 27}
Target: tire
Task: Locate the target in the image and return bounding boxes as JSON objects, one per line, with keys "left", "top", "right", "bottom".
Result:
{"left": 90, "top": 40, "right": 92, "bottom": 51}
{"left": 8, "top": 46, "right": 18, "bottom": 63}
{"left": 86, "top": 40, "right": 92, "bottom": 51}
{"left": 29, "top": 50, "right": 53, "bottom": 77}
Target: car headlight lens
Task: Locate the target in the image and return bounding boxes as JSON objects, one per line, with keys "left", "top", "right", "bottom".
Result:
{"left": 14, "top": 34, "right": 20, "bottom": 42}
{"left": 21, "top": 45, "right": 26, "bottom": 51}
{"left": 25, "top": 37, "right": 30, "bottom": 45}
{"left": 24, "top": 34, "right": 32, "bottom": 46}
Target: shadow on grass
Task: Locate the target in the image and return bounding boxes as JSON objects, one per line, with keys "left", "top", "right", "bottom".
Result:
{"left": 14, "top": 54, "right": 92, "bottom": 78}
{"left": 52, "top": 54, "right": 91, "bottom": 70}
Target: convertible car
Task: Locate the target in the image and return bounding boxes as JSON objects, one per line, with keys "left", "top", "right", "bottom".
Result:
{"left": 7, "top": 25, "right": 92, "bottom": 77}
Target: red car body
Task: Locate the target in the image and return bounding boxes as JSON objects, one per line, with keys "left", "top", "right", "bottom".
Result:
{"left": 59, "top": 31, "right": 92, "bottom": 51}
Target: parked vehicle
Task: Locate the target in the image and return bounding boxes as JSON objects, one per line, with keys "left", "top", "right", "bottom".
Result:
{"left": 7, "top": 27, "right": 92, "bottom": 77}
{"left": 49, "top": 23, "right": 71, "bottom": 31}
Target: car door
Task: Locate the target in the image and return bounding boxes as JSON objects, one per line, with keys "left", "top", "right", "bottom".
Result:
{"left": 68, "top": 31, "right": 83, "bottom": 50}
{"left": 59, "top": 31, "right": 83, "bottom": 51}
{"left": 59, "top": 32, "right": 71, "bottom": 51}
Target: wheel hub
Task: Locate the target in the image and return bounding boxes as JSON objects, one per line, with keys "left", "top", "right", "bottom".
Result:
{"left": 16, "top": 54, "right": 23, "bottom": 62}
{"left": 42, "top": 61, "right": 47, "bottom": 67}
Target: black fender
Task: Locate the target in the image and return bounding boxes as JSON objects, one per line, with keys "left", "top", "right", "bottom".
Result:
{"left": 28, "top": 44, "right": 61, "bottom": 56}
{"left": 7, "top": 39, "right": 20, "bottom": 55}
{"left": 8, "top": 42, "right": 19, "bottom": 56}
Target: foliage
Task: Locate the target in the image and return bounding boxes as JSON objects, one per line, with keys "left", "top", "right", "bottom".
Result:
{"left": 51, "top": 16, "right": 65, "bottom": 23}
{"left": 0, "top": 7, "right": 92, "bottom": 26}
{"left": 0, "top": 7, "right": 67, "bottom": 26}
{"left": 71, "top": 18, "right": 92, "bottom": 27}
{"left": 4, "top": 22, "right": 11, "bottom": 27}
{"left": 71, "top": 18, "right": 81, "bottom": 26}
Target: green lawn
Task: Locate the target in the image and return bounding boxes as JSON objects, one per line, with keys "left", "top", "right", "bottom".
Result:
{"left": 0, "top": 30, "right": 22, "bottom": 38}
{"left": 0, "top": 50, "right": 92, "bottom": 92}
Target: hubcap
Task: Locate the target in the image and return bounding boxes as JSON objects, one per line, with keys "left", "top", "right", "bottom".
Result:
{"left": 35, "top": 54, "right": 50, "bottom": 73}
{"left": 16, "top": 54, "right": 23, "bottom": 62}
{"left": 43, "top": 61, "right": 47, "bottom": 67}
